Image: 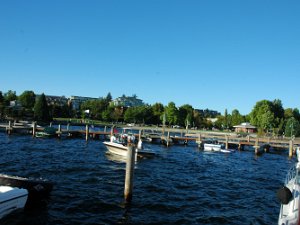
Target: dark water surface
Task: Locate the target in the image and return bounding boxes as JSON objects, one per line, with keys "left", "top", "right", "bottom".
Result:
{"left": 0, "top": 132, "right": 294, "bottom": 225}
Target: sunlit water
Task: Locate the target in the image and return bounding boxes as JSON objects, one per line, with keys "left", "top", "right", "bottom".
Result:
{"left": 0, "top": 132, "right": 295, "bottom": 225}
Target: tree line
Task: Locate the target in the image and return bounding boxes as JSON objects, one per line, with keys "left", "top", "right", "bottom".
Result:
{"left": 0, "top": 90, "right": 299, "bottom": 137}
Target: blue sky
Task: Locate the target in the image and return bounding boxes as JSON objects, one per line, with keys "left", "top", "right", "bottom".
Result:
{"left": 0, "top": 0, "right": 299, "bottom": 115}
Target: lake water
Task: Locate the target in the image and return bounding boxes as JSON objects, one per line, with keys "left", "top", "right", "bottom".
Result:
{"left": 0, "top": 132, "right": 295, "bottom": 225}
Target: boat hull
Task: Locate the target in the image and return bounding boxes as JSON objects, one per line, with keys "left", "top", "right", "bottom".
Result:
{"left": 103, "top": 142, "right": 155, "bottom": 158}
{"left": 0, "top": 186, "right": 28, "bottom": 219}
{"left": 0, "top": 174, "right": 54, "bottom": 202}
{"left": 278, "top": 162, "right": 300, "bottom": 225}
{"left": 204, "top": 143, "right": 222, "bottom": 151}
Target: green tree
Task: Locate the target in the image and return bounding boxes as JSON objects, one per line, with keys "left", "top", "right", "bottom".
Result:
{"left": 4, "top": 90, "right": 17, "bottom": 105}
{"left": 285, "top": 117, "right": 300, "bottom": 137}
{"left": 18, "top": 90, "right": 36, "bottom": 109}
{"left": 105, "top": 92, "right": 112, "bottom": 104}
{"left": 151, "top": 103, "right": 164, "bottom": 125}
{"left": 34, "top": 93, "right": 51, "bottom": 122}
{"left": 178, "top": 104, "right": 193, "bottom": 127}
{"left": 250, "top": 100, "right": 275, "bottom": 132}
{"left": 231, "top": 109, "right": 244, "bottom": 126}
{"left": 165, "top": 102, "right": 179, "bottom": 125}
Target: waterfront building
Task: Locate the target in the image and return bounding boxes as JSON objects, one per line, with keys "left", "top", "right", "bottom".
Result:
{"left": 111, "top": 95, "right": 144, "bottom": 107}
{"left": 68, "top": 96, "right": 98, "bottom": 110}
{"left": 233, "top": 122, "right": 256, "bottom": 133}
{"left": 44, "top": 95, "right": 68, "bottom": 106}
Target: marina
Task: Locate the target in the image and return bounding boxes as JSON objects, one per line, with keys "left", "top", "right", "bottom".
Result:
{"left": 0, "top": 121, "right": 299, "bottom": 157}
{"left": 0, "top": 132, "right": 293, "bottom": 224}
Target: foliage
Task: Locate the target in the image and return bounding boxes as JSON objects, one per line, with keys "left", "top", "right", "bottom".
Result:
{"left": 165, "top": 102, "right": 179, "bottom": 125}
{"left": 18, "top": 90, "right": 36, "bottom": 109}
{"left": 4, "top": 90, "right": 17, "bottom": 105}
{"left": 178, "top": 104, "right": 193, "bottom": 128}
{"left": 34, "top": 93, "right": 51, "bottom": 122}
{"left": 285, "top": 117, "right": 300, "bottom": 137}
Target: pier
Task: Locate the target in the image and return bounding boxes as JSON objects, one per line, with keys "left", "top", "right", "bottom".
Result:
{"left": 0, "top": 121, "right": 299, "bottom": 156}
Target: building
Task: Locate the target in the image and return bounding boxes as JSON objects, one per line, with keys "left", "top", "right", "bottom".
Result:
{"left": 233, "top": 122, "right": 256, "bottom": 133}
{"left": 111, "top": 95, "right": 144, "bottom": 107}
{"left": 45, "top": 95, "right": 68, "bottom": 106}
{"left": 68, "top": 96, "right": 99, "bottom": 110}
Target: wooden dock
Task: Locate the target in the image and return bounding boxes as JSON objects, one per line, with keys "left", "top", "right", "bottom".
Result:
{"left": 1, "top": 122, "right": 299, "bottom": 156}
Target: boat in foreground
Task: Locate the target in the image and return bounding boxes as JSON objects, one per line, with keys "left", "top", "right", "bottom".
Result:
{"left": 103, "top": 140, "right": 155, "bottom": 159}
{"left": 277, "top": 162, "right": 300, "bottom": 225}
{"left": 0, "top": 174, "right": 54, "bottom": 202}
{"left": 0, "top": 186, "right": 28, "bottom": 219}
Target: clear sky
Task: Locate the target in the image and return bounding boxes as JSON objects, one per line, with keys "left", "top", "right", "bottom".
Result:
{"left": 0, "top": 0, "right": 299, "bottom": 115}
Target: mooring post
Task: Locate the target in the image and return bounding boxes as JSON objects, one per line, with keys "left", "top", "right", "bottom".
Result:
{"left": 167, "top": 131, "right": 170, "bottom": 147}
{"left": 124, "top": 144, "right": 136, "bottom": 203}
{"left": 254, "top": 138, "right": 259, "bottom": 155}
{"left": 104, "top": 126, "right": 107, "bottom": 133}
{"left": 32, "top": 121, "right": 36, "bottom": 137}
{"left": 225, "top": 135, "right": 229, "bottom": 150}
{"left": 67, "top": 123, "right": 70, "bottom": 131}
{"left": 58, "top": 124, "right": 61, "bottom": 138}
{"left": 289, "top": 140, "right": 294, "bottom": 158}
{"left": 85, "top": 124, "right": 89, "bottom": 141}
{"left": 138, "top": 129, "right": 142, "bottom": 141}
{"left": 198, "top": 133, "right": 202, "bottom": 148}
{"left": 7, "top": 121, "right": 12, "bottom": 135}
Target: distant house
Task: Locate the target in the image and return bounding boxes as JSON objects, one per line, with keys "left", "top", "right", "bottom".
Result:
{"left": 68, "top": 96, "right": 98, "bottom": 110}
{"left": 233, "top": 122, "right": 256, "bottom": 133}
{"left": 111, "top": 95, "right": 144, "bottom": 107}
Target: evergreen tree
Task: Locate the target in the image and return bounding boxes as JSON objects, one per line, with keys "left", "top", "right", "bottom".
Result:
{"left": 34, "top": 93, "right": 51, "bottom": 122}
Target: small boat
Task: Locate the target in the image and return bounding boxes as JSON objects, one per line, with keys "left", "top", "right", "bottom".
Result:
{"left": 144, "top": 133, "right": 162, "bottom": 144}
{"left": 277, "top": 162, "right": 300, "bottom": 225}
{"left": 0, "top": 174, "right": 54, "bottom": 202}
{"left": 35, "top": 126, "right": 57, "bottom": 138}
{"left": 0, "top": 186, "right": 28, "bottom": 219}
{"left": 203, "top": 139, "right": 224, "bottom": 151}
{"left": 103, "top": 134, "right": 155, "bottom": 158}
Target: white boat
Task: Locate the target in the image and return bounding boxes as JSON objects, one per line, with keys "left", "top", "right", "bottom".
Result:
{"left": 204, "top": 143, "right": 222, "bottom": 151}
{"left": 0, "top": 186, "right": 28, "bottom": 219}
{"left": 103, "top": 139, "right": 155, "bottom": 159}
{"left": 277, "top": 162, "right": 300, "bottom": 225}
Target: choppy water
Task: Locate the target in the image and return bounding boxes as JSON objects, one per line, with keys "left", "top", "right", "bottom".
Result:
{"left": 0, "top": 132, "right": 295, "bottom": 225}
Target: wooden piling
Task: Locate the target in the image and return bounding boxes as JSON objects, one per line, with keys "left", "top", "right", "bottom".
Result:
{"left": 124, "top": 144, "right": 136, "bottom": 203}
{"left": 58, "top": 124, "right": 61, "bottom": 137}
{"left": 32, "top": 121, "right": 36, "bottom": 137}
{"left": 7, "top": 121, "right": 12, "bottom": 135}
{"left": 254, "top": 138, "right": 259, "bottom": 155}
{"left": 225, "top": 135, "right": 229, "bottom": 150}
{"left": 85, "top": 124, "right": 89, "bottom": 141}
{"left": 289, "top": 140, "right": 294, "bottom": 158}
{"left": 167, "top": 131, "right": 170, "bottom": 147}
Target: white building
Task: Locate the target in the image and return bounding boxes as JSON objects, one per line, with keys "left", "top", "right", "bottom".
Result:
{"left": 111, "top": 95, "right": 144, "bottom": 107}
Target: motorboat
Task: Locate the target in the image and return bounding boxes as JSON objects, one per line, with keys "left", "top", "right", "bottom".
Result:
{"left": 277, "top": 162, "right": 300, "bottom": 225}
{"left": 144, "top": 133, "right": 162, "bottom": 144}
{"left": 0, "top": 186, "right": 28, "bottom": 219}
{"left": 103, "top": 136, "right": 155, "bottom": 159}
{"left": 203, "top": 139, "right": 224, "bottom": 151}
{"left": 35, "top": 126, "right": 57, "bottom": 138}
{"left": 0, "top": 174, "right": 54, "bottom": 202}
